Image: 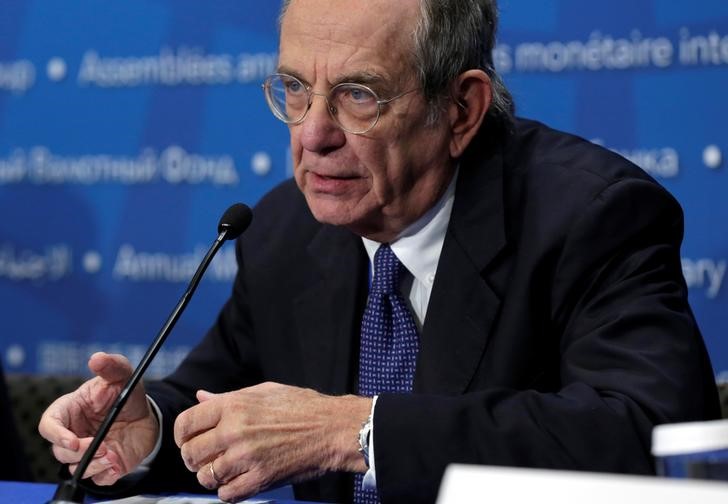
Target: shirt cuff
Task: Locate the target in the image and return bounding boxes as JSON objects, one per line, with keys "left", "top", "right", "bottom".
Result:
{"left": 137, "top": 395, "right": 163, "bottom": 469}
{"left": 361, "top": 395, "right": 378, "bottom": 490}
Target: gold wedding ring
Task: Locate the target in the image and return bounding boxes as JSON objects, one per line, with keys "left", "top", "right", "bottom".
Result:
{"left": 209, "top": 459, "right": 224, "bottom": 485}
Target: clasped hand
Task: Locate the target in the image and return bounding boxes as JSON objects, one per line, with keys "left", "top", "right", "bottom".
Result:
{"left": 175, "top": 382, "right": 371, "bottom": 503}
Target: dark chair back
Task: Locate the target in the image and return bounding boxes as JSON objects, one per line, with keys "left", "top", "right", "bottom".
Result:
{"left": 6, "top": 374, "right": 85, "bottom": 483}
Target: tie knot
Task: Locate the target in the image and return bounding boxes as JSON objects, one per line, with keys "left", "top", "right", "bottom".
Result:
{"left": 371, "top": 244, "right": 403, "bottom": 295}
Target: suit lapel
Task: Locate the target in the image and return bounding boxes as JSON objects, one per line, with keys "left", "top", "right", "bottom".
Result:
{"left": 415, "top": 149, "right": 508, "bottom": 395}
{"left": 293, "top": 225, "right": 368, "bottom": 395}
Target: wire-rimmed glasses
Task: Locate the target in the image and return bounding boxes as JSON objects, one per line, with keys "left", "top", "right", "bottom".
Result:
{"left": 262, "top": 73, "right": 418, "bottom": 135}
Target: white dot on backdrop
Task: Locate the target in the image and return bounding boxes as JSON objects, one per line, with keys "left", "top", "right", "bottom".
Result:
{"left": 6, "top": 345, "right": 25, "bottom": 368}
{"left": 83, "top": 251, "right": 102, "bottom": 273}
{"left": 703, "top": 145, "right": 722, "bottom": 169}
{"left": 251, "top": 152, "right": 272, "bottom": 176}
{"left": 47, "top": 57, "right": 67, "bottom": 81}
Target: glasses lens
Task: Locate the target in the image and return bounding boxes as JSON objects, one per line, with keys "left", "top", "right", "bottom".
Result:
{"left": 265, "top": 74, "right": 309, "bottom": 123}
{"left": 330, "top": 84, "right": 379, "bottom": 133}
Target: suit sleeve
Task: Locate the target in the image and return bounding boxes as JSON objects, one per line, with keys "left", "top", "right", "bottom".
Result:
{"left": 373, "top": 178, "right": 720, "bottom": 503}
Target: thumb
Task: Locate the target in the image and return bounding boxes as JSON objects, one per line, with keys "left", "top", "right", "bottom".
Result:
{"left": 88, "top": 352, "right": 133, "bottom": 384}
{"left": 196, "top": 390, "right": 218, "bottom": 402}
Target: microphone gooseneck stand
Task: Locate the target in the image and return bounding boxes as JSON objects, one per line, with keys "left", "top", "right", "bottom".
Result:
{"left": 48, "top": 203, "right": 252, "bottom": 504}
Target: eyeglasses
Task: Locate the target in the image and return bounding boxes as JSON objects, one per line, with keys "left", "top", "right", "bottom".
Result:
{"left": 262, "top": 73, "right": 418, "bottom": 135}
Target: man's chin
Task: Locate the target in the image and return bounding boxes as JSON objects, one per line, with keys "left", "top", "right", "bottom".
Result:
{"left": 309, "top": 205, "right": 354, "bottom": 227}
{"left": 305, "top": 195, "right": 359, "bottom": 227}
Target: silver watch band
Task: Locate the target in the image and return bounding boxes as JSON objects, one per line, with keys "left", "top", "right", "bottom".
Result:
{"left": 358, "top": 414, "right": 373, "bottom": 468}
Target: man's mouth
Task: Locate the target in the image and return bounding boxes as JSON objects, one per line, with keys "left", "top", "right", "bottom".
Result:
{"left": 307, "top": 170, "right": 363, "bottom": 193}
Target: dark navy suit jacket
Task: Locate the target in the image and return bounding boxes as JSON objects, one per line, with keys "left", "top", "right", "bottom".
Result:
{"left": 143, "top": 119, "right": 719, "bottom": 503}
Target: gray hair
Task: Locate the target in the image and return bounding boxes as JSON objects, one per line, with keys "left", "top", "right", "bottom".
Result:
{"left": 279, "top": 0, "right": 514, "bottom": 130}
{"left": 414, "top": 0, "right": 514, "bottom": 128}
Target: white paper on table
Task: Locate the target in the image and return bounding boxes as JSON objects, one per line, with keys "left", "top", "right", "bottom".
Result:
{"left": 96, "top": 495, "right": 274, "bottom": 504}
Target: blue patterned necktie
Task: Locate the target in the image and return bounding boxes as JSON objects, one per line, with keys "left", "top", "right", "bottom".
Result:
{"left": 354, "top": 244, "right": 420, "bottom": 504}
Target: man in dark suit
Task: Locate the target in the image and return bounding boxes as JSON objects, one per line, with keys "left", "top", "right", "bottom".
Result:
{"left": 39, "top": 0, "right": 720, "bottom": 503}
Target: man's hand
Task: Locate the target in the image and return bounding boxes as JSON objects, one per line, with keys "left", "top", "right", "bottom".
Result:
{"left": 38, "top": 352, "right": 159, "bottom": 485}
{"left": 174, "top": 382, "right": 372, "bottom": 503}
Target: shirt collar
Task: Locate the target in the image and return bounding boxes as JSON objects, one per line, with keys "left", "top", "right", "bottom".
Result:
{"left": 362, "top": 168, "right": 458, "bottom": 286}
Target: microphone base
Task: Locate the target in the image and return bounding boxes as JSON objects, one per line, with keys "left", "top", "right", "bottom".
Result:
{"left": 46, "top": 479, "right": 85, "bottom": 504}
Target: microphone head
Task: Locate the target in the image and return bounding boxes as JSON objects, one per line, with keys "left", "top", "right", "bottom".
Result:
{"left": 217, "top": 203, "right": 253, "bottom": 240}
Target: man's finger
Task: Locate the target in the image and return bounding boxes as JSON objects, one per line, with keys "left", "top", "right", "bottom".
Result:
{"left": 217, "top": 468, "right": 261, "bottom": 504}
{"left": 68, "top": 453, "right": 117, "bottom": 480}
{"left": 174, "top": 399, "right": 222, "bottom": 447}
{"left": 179, "top": 426, "right": 227, "bottom": 471}
{"left": 87, "top": 352, "right": 133, "bottom": 383}
{"left": 38, "top": 417, "right": 78, "bottom": 450}
{"left": 196, "top": 460, "right": 219, "bottom": 490}
{"left": 91, "top": 466, "right": 122, "bottom": 486}
{"left": 196, "top": 389, "right": 217, "bottom": 402}
{"left": 207, "top": 450, "right": 248, "bottom": 489}
{"left": 52, "top": 440, "right": 107, "bottom": 464}
{"left": 38, "top": 397, "right": 81, "bottom": 449}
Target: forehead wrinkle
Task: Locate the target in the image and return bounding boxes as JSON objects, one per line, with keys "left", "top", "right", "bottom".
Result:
{"left": 280, "top": 0, "right": 417, "bottom": 89}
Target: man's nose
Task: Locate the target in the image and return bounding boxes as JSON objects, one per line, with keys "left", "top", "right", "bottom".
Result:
{"left": 297, "top": 94, "right": 346, "bottom": 153}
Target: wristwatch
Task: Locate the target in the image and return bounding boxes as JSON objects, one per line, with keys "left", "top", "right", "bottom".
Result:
{"left": 358, "top": 414, "right": 373, "bottom": 468}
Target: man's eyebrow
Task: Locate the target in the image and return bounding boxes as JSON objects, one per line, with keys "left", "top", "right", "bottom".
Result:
{"left": 332, "top": 71, "right": 386, "bottom": 87}
{"left": 275, "top": 67, "right": 388, "bottom": 88}
{"left": 276, "top": 66, "right": 308, "bottom": 84}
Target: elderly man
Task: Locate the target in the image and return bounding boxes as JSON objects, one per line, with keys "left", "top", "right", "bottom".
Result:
{"left": 40, "top": 0, "right": 719, "bottom": 503}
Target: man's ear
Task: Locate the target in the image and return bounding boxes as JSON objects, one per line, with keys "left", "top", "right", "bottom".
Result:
{"left": 447, "top": 69, "right": 492, "bottom": 158}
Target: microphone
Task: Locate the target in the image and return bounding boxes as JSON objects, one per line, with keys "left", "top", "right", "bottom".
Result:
{"left": 48, "top": 203, "right": 253, "bottom": 504}
{"left": 218, "top": 202, "right": 253, "bottom": 239}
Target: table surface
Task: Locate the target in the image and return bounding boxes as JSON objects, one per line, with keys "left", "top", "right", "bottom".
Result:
{"left": 0, "top": 481, "right": 313, "bottom": 504}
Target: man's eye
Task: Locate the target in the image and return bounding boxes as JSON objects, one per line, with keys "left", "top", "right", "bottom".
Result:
{"left": 342, "top": 86, "right": 374, "bottom": 104}
{"left": 285, "top": 80, "right": 305, "bottom": 94}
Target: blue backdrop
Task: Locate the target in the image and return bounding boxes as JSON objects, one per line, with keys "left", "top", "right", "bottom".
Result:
{"left": 1, "top": 1, "right": 726, "bottom": 379}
